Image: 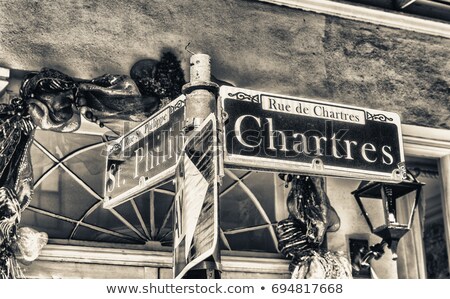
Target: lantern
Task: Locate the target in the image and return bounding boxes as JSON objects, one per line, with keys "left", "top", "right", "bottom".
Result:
{"left": 352, "top": 179, "right": 424, "bottom": 261}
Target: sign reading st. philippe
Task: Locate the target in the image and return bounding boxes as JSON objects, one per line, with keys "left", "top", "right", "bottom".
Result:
{"left": 104, "top": 96, "right": 185, "bottom": 208}
{"left": 221, "top": 86, "right": 405, "bottom": 182}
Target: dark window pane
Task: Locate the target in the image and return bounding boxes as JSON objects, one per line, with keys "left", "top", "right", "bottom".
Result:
{"left": 230, "top": 169, "right": 250, "bottom": 178}
{"left": 219, "top": 170, "right": 249, "bottom": 192}
{"left": 152, "top": 191, "right": 174, "bottom": 235}
{"left": 64, "top": 146, "right": 106, "bottom": 197}
{"left": 30, "top": 145, "right": 55, "bottom": 182}
{"left": 240, "top": 172, "right": 276, "bottom": 221}
{"left": 33, "top": 168, "right": 99, "bottom": 220}
{"left": 424, "top": 221, "right": 449, "bottom": 278}
{"left": 220, "top": 184, "right": 266, "bottom": 230}
{"left": 72, "top": 226, "right": 141, "bottom": 244}
{"left": 131, "top": 193, "right": 151, "bottom": 236}
{"left": 225, "top": 228, "right": 278, "bottom": 253}
{"left": 114, "top": 200, "right": 149, "bottom": 239}
{"left": 34, "top": 130, "right": 102, "bottom": 160}
{"left": 21, "top": 209, "right": 76, "bottom": 239}
{"left": 82, "top": 205, "right": 143, "bottom": 241}
{"left": 155, "top": 181, "right": 175, "bottom": 193}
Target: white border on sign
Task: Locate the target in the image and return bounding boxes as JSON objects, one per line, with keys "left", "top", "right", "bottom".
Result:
{"left": 219, "top": 86, "right": 405, "bottom": 182}
{"left": 103, "top": 95, "right": 186, "bottom": 209}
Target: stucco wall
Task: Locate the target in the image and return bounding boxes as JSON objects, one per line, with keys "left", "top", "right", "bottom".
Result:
{"left": 1, "top": 0, "right": 449, "bottom": 129}
{"left": 323, "top": 16, "right": 450, "bottom": 130}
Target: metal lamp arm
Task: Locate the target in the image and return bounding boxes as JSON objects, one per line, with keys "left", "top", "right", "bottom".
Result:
{"left": 360, "top": 241, "right": 388, "bottom": 268}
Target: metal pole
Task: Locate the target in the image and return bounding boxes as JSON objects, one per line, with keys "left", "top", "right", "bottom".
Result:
{"left": 180, "top": 53, "right": 221, "bottom": 279}
{"left": 182, "top": 54, "right": 219, "bottom": 129}
{"left": 439, "top": 154, "right": 450, "bottom": 271}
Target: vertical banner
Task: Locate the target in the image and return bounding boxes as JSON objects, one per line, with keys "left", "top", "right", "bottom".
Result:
{"left": 173, "top": 114, "right": 219, "bottom": 279}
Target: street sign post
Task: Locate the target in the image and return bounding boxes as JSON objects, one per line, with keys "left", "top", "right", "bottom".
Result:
{"left": 103, "top": 95, "right": 185, "bottom": 209}
{"left": 220, "top": 86, "right": 406, "bottom": 182}
{"left": 173, "top": 114, "right": 220, "bottom": 279}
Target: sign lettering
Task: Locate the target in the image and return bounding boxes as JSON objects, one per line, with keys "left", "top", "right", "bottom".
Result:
{"left": 221, "top": 86, "right": 405, "bottom": 182}
{"left": 103, "top": 96, "right": 185, "bottom": 208}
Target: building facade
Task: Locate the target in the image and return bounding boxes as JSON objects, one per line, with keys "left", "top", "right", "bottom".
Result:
{"left": 1, "top": 0, "right": 449, "bottom": 279}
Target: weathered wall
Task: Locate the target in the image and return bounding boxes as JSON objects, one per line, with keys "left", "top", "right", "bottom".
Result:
{"left": 323, "top": 17, "right": 450, "bottom": 130}
{"left": 1, "top": 0, "right": 449, "bottom": 128}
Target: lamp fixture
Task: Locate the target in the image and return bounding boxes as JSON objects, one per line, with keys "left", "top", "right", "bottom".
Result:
{"left": 351, "top": 177, "right": 424, "bottom": 266}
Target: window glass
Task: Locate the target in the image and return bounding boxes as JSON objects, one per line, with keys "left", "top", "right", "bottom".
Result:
{"left": 31, "top": 145, "right": 54, "bottom": 181}
{"left": 64, "top": 147, "right": 106, "bottom": 197}
{"left": 21, "top": 209, "right": 76, "bottom": 239}
{"left": 23, "top": 134, "right": 282, "bottom": 253}
{"left": 34, "top": 130, "right": 102, "bottom": 159}
{"left": 225, "top": 228, "right": 278, "bottom": 253}
{"left": 72, "top": 226, "right": 140, "bottom": 244}
{"left": 33, "top": 168, "right": 99, "bottom": 220}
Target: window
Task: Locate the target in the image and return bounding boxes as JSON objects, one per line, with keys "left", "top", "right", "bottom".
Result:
{"left": 23, "top": 130, "right": 284, "bottom": 253}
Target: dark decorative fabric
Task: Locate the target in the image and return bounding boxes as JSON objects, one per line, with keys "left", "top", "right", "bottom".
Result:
{"left": 0, "top": 52, "right": 185, "bottom": 278}
{"left": 0, "top": 100, "right": 35, "bottom": 278}
{"left": 130, "top": 52, "right": 186, "bottom": 103}
{"left": 276, "top": 176, "right": 352, "bottom": 279}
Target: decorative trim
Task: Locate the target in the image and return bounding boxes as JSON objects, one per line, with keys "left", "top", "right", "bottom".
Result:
{"left": 33, "top": 244, "right": 290, "bottom": 274}
{"left": 258, "top": 0, "right": 450, "bottom": 39}
{"left": 36, "top": 244, "right": 172, "bottom": 268}
{"left": 366, "top": 111, "right": 394, "bottom": 122}
{"left": 227, "top": 92, "right": 261, "bottom": 103}
{"left": 402, "top": 124, "right": 450, "bottom": 158}
{"left": 170, "top": 98, "right": 185, "bottom": 112}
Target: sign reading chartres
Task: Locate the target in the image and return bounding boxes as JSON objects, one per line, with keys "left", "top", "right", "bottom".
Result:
{"left": 173, "top": 114, "right": 219, "bottom": 279}
{"left": 104, "top": 96, "right": 185, "bottom": 208}
{"left": 220, "top": 86, "right": 405, "bottom": 182}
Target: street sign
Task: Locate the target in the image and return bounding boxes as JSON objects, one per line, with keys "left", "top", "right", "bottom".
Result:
{"left": 220, "top": 86, "right": 406, "bottom": 182}
{"left": 173, "top": 114, "right": 219, "bottom": 279}
{"left": 103, "top": 96, "right": 185, "bottom": 208}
